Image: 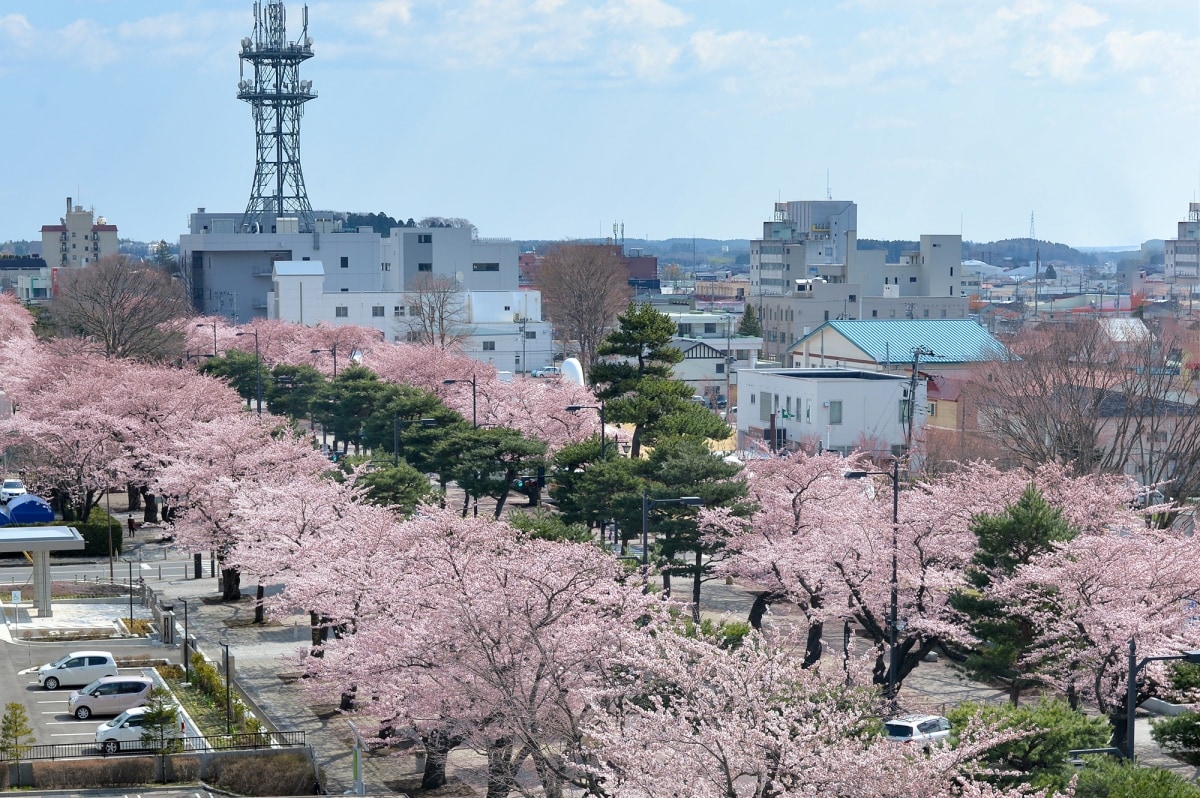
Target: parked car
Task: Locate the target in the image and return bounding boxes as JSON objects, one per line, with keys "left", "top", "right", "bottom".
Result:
{"left": 37, "top": 651, "right": 119, "bottom": 690}
{"left": 883, "top": 714, "right": 952, "bottom": 746}
{"left": 68, "top": 675, "right": 153, "bottom": 719}
{"left": 531, "top": 366, "right": 561, "bottom": 378}
{"left": 95, "top": 706, "right": 179, "bottom": 754}
{"left": 0, "top": 479, "right": 26, "bottom": 503}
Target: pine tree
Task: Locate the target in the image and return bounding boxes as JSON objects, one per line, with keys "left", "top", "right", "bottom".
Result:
{"left": 737, "top": 304, "right": 762, "bottom": 338}
{"left": 0, "top": 701, "right": 35, "bottom": 784}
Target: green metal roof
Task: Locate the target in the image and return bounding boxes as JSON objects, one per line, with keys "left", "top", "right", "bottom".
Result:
{"left": 794, "top": 319, "right": 1006, "bottom": 365}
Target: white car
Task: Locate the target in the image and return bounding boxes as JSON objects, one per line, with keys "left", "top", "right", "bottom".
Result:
{"left": 883, "top": 714, "right": 953, "bottom": 747}
{"left": 0, "top": 479, "right": 26, "bottom": 503}
{"left": 37, "top": 651, "right": 119, "bottom": 690}
{"left": 95, "top": 706, "right": 179, "bottom": 754}
{"left": 530, "top": 366, "right": 561, "bottom": 378}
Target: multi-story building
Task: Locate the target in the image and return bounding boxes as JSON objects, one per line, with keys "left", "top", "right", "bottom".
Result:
{"left": 39, "top": 198, "right": 119, "bottom": 269}
{"left": 1165, "top": 202, "right": 1200, "bottom": 291}
{"left": 664, "top": 309, "right": 762, "bottom": 408}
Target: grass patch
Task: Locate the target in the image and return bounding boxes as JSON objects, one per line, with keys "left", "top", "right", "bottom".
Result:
{"left": 123, "top": 618, "right": 153, "bottom": 636}
{"left": 156, "top": 665, "right": 260, "bottom": 739}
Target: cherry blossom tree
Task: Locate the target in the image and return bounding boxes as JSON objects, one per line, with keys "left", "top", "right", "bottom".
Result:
{"left": 996, "top": 525, "right": 1200, "bottom": 750}
{"left": 715, "top": 453, "right": 1147, "bottom": 698}
{"left": 584, "top": 626, "right": 1047, "bottom": 798}
{"left": 299, "top": 509, "right": 658, "bottom": 796}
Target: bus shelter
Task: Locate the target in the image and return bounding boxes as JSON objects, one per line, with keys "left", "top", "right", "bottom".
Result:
{"left": 0, "top": 526, "right": 85, "bottom": 617}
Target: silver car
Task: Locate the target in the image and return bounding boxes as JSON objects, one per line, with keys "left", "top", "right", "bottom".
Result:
{"left": 883, "top": 714, "right": 952, "bottom": 747}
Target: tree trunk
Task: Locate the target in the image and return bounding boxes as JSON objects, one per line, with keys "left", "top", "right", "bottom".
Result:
{"left": 486, "top": 738, "right": 518, "bottom": 798}
{"left": 421, "top": 729, "right": 461, "bottom": 790}
{"left": 254, "top": 582, "right": 265, "bottom": 624}
{"left": 140, "top": 488, "right": 159, "bottom": 523}
{"left": 803, "top": 620, "right": 825, "bottom": 668}
{"left": 309, "top": 611, "right": 329, "bottom": 654}
{"left": 221, "top": 566, "right": 242, "bottom": 601}
{"left": 126, "top": 484, "right": 142, "bottom": 511}
{"left": 1108, "top": 706, "right": 1129, "bottom": 756}
{"left": 531, "top": 751, "right": 564, "bottom": 798}
{"left": 691, "top": 548, "right": 703, "bottom": 623}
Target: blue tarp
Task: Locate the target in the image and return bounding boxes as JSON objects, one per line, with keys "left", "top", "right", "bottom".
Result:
{"left": 4, "top": 494, "right": 54, "bottom": 524}
{"left": 0, "top": 506, "right": 8, "bottom": 525}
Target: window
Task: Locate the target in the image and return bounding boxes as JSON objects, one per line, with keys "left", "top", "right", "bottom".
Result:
{"left": 525, "top": 331, "right": 536, "bottom": 340}
{"left": 381, "top": 262, "right": 390, "bottom": 271}
{"left": 472, "top": 262, "right": 500, "bottom": 272}
{"left": 372, "top": 306, "right": 385, "bottom": 317}
{"left": 418, "top": 234, "right": 432, "bottom": 244}
{"left": 872, "top": 309, "right": 878, "bottom": 318}
{"left": 394, "top": 306, "right": 404, "bottom": 317}
{"left": 899, "top": 400, "right": 910, "bottom": 424}
{"left": 340, "top": 256, "right": 349, "bottom": 269}
{"left": 849, "top": 294, "right": 857, "bottom": 302}
{"left": 704, "top": 323, "right": 717, "bottom": 334}
{"left": 923, "top": 309, "right": 929, "bottom": 318}
{"left": 716, "top": 363, "right": 725, "bottom": 374}
{"left": 909, "top": 276, "right": 917, "bottom": 283}
{"left": 335, "top": 306, "right": 348, "bottom": 318}
{"left": 829, "top": 400, "right": 843, "bottom": 425}
{"left": 418, "top": 263, "right": 432, "bottom": 272}
{"left": 482, "top": 341, "right": 496, "bottom": 351}
{"left": 949, "top": 267, "right": 954, "bottom": 276}
{"left": 928, "top": 402, "right": 937, "bottom": 416}
{"left": 409, "top": 306, "right": 420, "bottom": 316}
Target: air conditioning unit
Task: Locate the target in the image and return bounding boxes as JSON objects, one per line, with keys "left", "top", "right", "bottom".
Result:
{"left": 822, "top": 401, "right": 830, "bottom": 407}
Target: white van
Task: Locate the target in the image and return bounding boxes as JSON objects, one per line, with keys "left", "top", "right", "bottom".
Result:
{"left": 37, "top": 651, "right": 118, "bottom": 690}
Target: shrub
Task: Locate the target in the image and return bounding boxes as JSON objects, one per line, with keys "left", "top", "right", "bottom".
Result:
{"left": 156, "top": 664, "right": 185, "bottom": 681}
{"left": 74, "top": 507, "right": 123, "bottom": 558}
{"left": 31, "top": 757, "right": 153, "bottom": 789}
{"left": 203, "top": 751, "right": 317, "bottom": 796}
{"left": 1151, "top": 712, "right": 1200, "bottom": 752}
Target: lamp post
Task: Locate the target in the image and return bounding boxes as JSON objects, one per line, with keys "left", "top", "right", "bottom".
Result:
{"left": 196, "top": 321, "right": 218, "bottom": 358}
{"left": 105, "top": 486, "right": 114, "bottom": 580}
{"left": 180, "top": 599, "right": 190, "bottom": 684}
{"left": 640, "top": 488, "right": 704, "bottom": 569}
{"left": 393, "top": 417, "right": 437, "bottom": 467}
{"left": 310, "top": 344, "right": 338, "bottom": 377}
{"left": 443, "top": 376, "right": 477, "bottom": 428}
{"left": 844, "top": 458, "right": 902, "bottom": 703}
{"left": 565, "top": 402, "right": 606, "bottom": 458}
{"left": 1125, "top": 640, "right": 1200, "bottom": 760}
{"left": 235, "top": 330, "right": 263, "bottom": 415}
{"left": 219, "top": 635, "right": 232, "bottom": 735}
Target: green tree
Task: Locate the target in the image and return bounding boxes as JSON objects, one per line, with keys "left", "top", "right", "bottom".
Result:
{"left": 267, "top": 363, "right": 325, "bottom": 421}
{"left": 1044, "top": 263, "right": 1058, "bottom": 280}
{"left": 356, "top": 461, "right": 439, "bottom": 512}
{"left": 357, "top": 384, "right": 463, "bottom": 474}
{"left": 200, "top": 350, "right": 262, "bottom": 410}
{"left": 550, "top": 439, "right": 640, "bottom": 542}
{"left": 635, "top": 437, "right": 747, "bottom": 620}
{"left": 139, "top": 688, "right": 182, "bottom": 778}
{"left": 507, "top": 507, "right": 593, "bottom": 543}
{"left": 0, "top": 701, "right": 34, "bottom": 782}
{"left": 950, "top": 485, "right": 1077, "bottom": 703}
{"left": 431, "top": 427, "right": 547, "bottom": 518}
{"left": 591, "top": 302, "right": 723, "bottom": 457}
{"left": 314, "top": 365, "right": 389, "bottom": 454}
{"left": 1072, "top": 755, "right": 1200, "bottom": 798}
{"left": 738, "top": 304, "right": 762, "bottom": 337}
{"left": 946, "top": 700, "right": 1109, "bottom": 792}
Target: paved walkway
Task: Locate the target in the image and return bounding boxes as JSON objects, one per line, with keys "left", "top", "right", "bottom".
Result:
{"left": 5, "top": 531, "right": 1199, "bottom": 794}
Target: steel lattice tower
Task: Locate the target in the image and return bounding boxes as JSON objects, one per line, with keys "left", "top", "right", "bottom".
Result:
{"left": 238, "top": 1, "right": 316, "bottom": 234}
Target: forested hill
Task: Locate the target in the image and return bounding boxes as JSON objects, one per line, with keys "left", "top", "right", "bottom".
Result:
{"left": 859, "top": 238, "right": 1097, "bottom": 266}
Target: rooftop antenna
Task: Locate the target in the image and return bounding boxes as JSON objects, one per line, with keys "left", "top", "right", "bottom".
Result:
{"left": 238, "top": 1, "right": 316, "bottom": 234}
{"left": 1029, "top": 211, "right": 1035, "bottom": 242}
{"left": 826, "top": 170, "right": 832, "bottom": 200}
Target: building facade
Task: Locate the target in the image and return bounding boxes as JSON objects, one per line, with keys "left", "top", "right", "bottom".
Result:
{"left": 39, "top": 198, "right": 119, "bottom": 269}
{"left": 1165, "top": 202, "right": 1200, "bottom": 290}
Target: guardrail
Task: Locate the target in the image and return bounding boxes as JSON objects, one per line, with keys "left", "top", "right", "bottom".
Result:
{"left": 0, "top": 730, "right": 307, "bottom": 763}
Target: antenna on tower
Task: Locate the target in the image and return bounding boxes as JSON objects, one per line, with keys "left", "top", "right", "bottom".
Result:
{"left": 826, "top": 170, "right": 832, "bottom": 200}
{"left": 1029, "top": 211, "right": 1036, "bottom": 242}
{"left": 238, "top": 1, "right": 316, "bottom": 234}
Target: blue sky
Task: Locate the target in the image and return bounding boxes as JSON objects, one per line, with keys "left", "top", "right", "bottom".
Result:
{"left": 2, "top": 1, "right": 1197, "bottom": 248}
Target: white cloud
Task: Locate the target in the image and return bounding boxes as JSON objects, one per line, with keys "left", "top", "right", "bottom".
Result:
{"left": 1050, "top": 2, "right": 1107, "bottom": 33}
{"left": 585, "top": 0, "right": 689, "bottom": 30}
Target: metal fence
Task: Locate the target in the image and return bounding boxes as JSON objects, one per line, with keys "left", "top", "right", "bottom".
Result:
{"left": 0, "top": 730, "right": 307, "bottom": 763}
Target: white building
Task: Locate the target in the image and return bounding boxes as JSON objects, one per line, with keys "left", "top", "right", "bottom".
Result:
{"left": 39, "top": 197, "right": 119, "bottom": 269}
{"left": 1165, "top": 202, "right": 1200, "bottom": 290}
{"left": 735, "top": 367, "right": 925, "bottom": 456}
{"left": 269, "top": 261, "right": 554, "bottom": 373}
{"left": 664, "top": 309, "right": 762, "bottom": 407}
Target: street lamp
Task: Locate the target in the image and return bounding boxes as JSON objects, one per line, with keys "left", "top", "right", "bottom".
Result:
{"left": 640, "top": 489, "right": 704, "bottom": 569}
{"left": 196, "top": 321, "right": 218, "bottom": 358}
{"left": 1125, "top": 639, "right": 1200, "bottom": 760}
{"left": 443, "top": 376, "right": 477, "bottom": 428}
{"left": 393, "top": 416, "right": 437, "bottom": 467}
{"left": 310, "top": 344, "right": 338, "bottom": 377}
{"left": 235, "top": 330, "right": 263, "bottom": 416}
{"left": 565, "top": 403, "right": 607, "bottom": 459}
{"left": 845, "top": 458, "right": 902, "bottom": 703}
